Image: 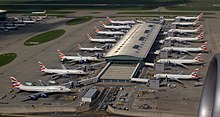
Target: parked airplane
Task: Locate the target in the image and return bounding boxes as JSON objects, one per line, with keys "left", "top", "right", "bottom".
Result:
{"left": 99, "top": 21, "right": 131, "bottom": 30}
{"left": 168, "top": 25, "right": 203, "bottom": 34}
{"left": 32, "top": 10, "right": 47, "bottom": 14}
{"left": 172, "top": 20, "right": 199, "bottom": 26}
{"left": 57, "top": 49, "right": 99, "bottom": 62}
{"left": 160, "top": 42, "right": 208, "bottom": 53}
{"left": 87, "top": 34, "right": 117, "bottom": 43}
{"left": 38, "top": 61, "right": 86, "bottom": 76}
{"left": 159, "top": 32, "right": 204, "bottom": 43}
{"left": 0, "top": 26, "right": 18, "bottom": 31}
{"left": 175, "top": 13, "right": 203, "bottom": 21}
{"left": 106, "top": 17, "right": 135, "bottom": 25}
{"left": 78, "top": 44, "right": 108, "bottom": 52}
{"left": 10, "top": 76, "right": 71, "bottom": 100}
{"left": 95, "top": 26, "right": 124, "bottom": 36}
{"left": 154, "top": 68, "right": 199, "bottom": 84}
{"left": 156, "top": 53, "right": 203, "bottom": 69}
{"left": 21, "top": 19, "right": 36, "bottom": 24}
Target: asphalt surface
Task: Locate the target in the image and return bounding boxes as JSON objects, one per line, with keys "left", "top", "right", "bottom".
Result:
{"left": 0, "top": 8, "right": 220, "bottom": 116}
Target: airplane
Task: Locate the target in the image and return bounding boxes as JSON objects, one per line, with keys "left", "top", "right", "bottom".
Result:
{"left": 32, "top": 10, "right": 47, "bottom": 15}
{"left": 106, "top": 17, "right": 135, "bottom": 25}
{"left": 57, "top": 49, "right": 99, "bottom": 62}
{"left": 154, "top": 68, "right": 199, "bottom": 84}
{"left": 159, "top": 32, "right": 204, "bottom": 43}
{"left": 10, "top": 76, "right": 71, "bottom": 101}
{"left": 21, "top": 19, "right": 36, "bottom": 24}
{"left": 38, "top": 61, "right": 86, "bottom": 76}
{"left": 156, "top": 53, "right": 203, "bottom": 69}
{"left": 175, "top": 13, "right": 203, "bottom": 21}
{"left": 78, "top": 44, "right": 108, "bottom": 52}
{"left": 0, "top": 26, "right": 18, "bottom": 31}
{"left": 168, "top": 25, "right": 203, "bottom": 34}
{"left": 172, "top": 20, "right": 199, "bottom": 26}
{"left": 160, "top": 42, "right": 208, "bottom": 53}
{"left": 99, "top": 21, "right": 131, "bottom": 30}
{"left": 95, "top": 26, "right": 124, "bottom": 36}
{"left": 87, "top": 34, "right": 117, "bottom": 43}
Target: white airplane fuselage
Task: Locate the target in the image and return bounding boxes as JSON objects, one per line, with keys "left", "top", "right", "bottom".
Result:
{"left": 90, "top": 38, "right": 117, "bottom": 43}
{"left": 172, "top": 22, "right": 197, "bottom": 26}
{"left": 168, "top": 29, "right": 199, "bottom": 33}
{"left": 22, "top": 20, "right": 36, "bottom": 24}
{"left": 103, "top": 25, "right": 131, "bottom": 30}
{"left": 165, "top": 37, "right": 201, "bottom": 42}
{"left": 110, "top": 20, "right": 135, "bottom": 25}
{"left": 157, "top": 59, "right": 199, "bottom": 64}
{"left": 18, "top": 84, "right": 71, "bottom": 92}
{"left": 63, "top": 56, "right": 98, "bottom": 61}
{"left": 79, "top": 47, "right": 104, "bottom": 51}
{"left": 42, "top": 68, "right": 85, "bottom": 75}
{"left": 162, "top": 47, "right": 204, "bottom": 52}
{"left": 97, "top": 31, "right": 124, "bottom": 36}
{"left": 154, "top": 74, "right": 195, "bottom": 79}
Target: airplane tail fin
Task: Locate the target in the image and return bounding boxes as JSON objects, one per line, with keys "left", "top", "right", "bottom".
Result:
{"left": 87, "top": 34, "right": 93, "bottom": 42}
{"left": 196, "top": 32, "right": 204, "bottom": 39}
{"left": 193, "top": 53, "right": 202, "bottom": 63}
{"left": 38, "top": 61, "right": 47, "bottom": 71}
{"left": 194, "top": 20, "right": 199, "bottom": 25}
{"left": 200, "top": 42, "right": 207, "bottom": 50}
{"left": 99, "top": 21, "right": 105, "bottom": 27}
{"left": 106, "top": 17, "right": 112, "bottom": 23}
{"left": 190, "top": 68, "right": 199, "bottom": 78}
{"left": 44, "top": 10, "right": 47, "bottom": 13}
{"left": 198, "top": 13, "right": 203, "bottom": 19}
{"left": 94, "top": 26, "right": 99, "bottom": 33}
{"left": 196, "top": 25, "right": 203, "bottom": 31}
{"left": 10, "top": 76, "right": 21, "bottom": 88}
{"left": 57, "top": 49, "right": 65, "bottom": 59}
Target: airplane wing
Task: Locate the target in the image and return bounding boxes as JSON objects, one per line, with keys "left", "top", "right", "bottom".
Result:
{"left": 178, "top": 71, "right": 183, "bottom": 75}
{"left": 169, "top": 61, "right": 188, "bottom": 69}
{"left": 180, "top": 55, "right": 188, "bottom": 59}
{"left": 22, "top": 92, "right": 49, "bottom": 102}
{"left": 177, "top": 63, "right": 188, "bottom": 69}
{"left": 39, "top": 80, "right": 47, "bottom": 86}
{"left": 61, "top": 64, "right": 67, "bottom": 70}
{"left": 169, "top": 78, "right": 183, "bottom": 84}
{"left": 101, "top": 44, "right": 110, "bottom": 49}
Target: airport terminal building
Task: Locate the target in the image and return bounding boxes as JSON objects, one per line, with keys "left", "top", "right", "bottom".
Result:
{"left": 105, "top": 22, "right": 162, "bottom": 64}
{"left": 100, "top": 22, "right": 162, "bottom": 83}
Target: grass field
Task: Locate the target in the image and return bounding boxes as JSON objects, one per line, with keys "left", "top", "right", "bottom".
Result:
{"left": 166, "top": 6, "right": 220, "bottom": 11}
{"left": 117, "top": 12, "right": 215, "bottom": 15}
{"left": 0, "top": 53, "right": 17, "bottom": 67}
{"left": 66, "top": 16, "right": 93, "bottom": 26}
{"left": 0, "top": 0, "right": 185, "bottom": 4}
{"left": 24, "top": 29, "right": 65, "bottom": 46}
{"left": 0, "top": 5, "right": 156, "bottom": 11}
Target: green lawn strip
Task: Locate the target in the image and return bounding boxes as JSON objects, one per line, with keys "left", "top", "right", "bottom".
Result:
{"left": 0, "top": 53, "right": 17, "bottom": 67}
{"left": 24, "top": 29, "right": 65, "bottom": 46}
{"left": 0, "top": 5, "right": 157, "bottom": 11}
{"left": 117, "top": 12, "right": 215, "bottom": 15}
{"left": 166, "top": 6, "right": 220, "bottom": 11}
{"left": 66, "top": 16, "right": 93, "bottom": 26}
{"left": 0, "top": 0, "right": 185, "bottom": 5}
